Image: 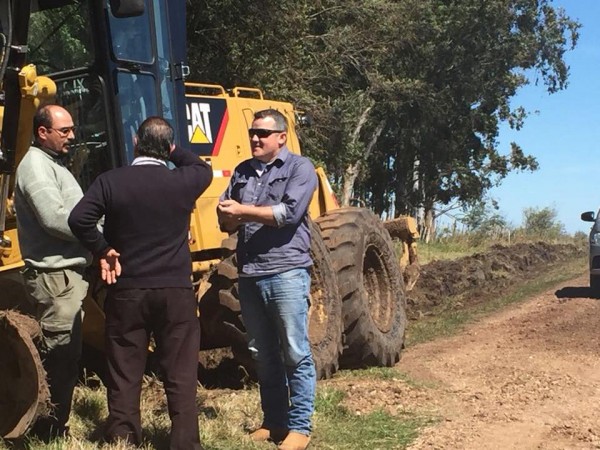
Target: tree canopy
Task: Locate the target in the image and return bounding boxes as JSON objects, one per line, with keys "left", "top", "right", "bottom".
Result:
{"left": 187, "top": 0, "right": 579, "bottom": 226}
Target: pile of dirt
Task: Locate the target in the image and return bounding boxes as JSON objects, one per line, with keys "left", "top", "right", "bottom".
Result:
{"left": 407, "top": 241, "right": 585, "bottom": 320}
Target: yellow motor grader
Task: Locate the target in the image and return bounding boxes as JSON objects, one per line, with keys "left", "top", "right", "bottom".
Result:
{"left": 0, "top": 0, "right": 419, "bottom": 438}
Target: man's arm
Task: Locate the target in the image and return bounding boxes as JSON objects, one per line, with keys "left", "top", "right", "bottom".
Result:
{"left": 218, "top": 200, "right": 277, "bottom": 227}
{"left": 17, "top": 156, "right": 82, "bottom": 242}
{"left": 69, "top": 177, "right": 122, "bottom": 284}
{"left": 68, "top": 177, "right": 112, "bottom": 256}
{"left": 270, "top": 157, "right": 318, "bottom": 227}
{"left": 217, "top": 157, "right": 317, "bottom": 228}
{"left": 169, "top": 146, "right": 213, "bottom": 198}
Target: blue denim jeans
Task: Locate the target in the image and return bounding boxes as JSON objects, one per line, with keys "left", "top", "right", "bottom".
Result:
{"left": 238, "top": 268, "right": 316, "bottom": 435}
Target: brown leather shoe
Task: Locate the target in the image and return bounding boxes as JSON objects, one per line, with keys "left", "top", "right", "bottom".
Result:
{"left": 249, "top": 427, "right": 289, "bottom": 443}
{"left": 277, "top": 431, "right": 311, "bottom": 450}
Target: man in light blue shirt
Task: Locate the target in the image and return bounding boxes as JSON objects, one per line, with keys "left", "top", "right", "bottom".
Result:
{"left": 218, "top": 109, "right": 317, "bottom": 450}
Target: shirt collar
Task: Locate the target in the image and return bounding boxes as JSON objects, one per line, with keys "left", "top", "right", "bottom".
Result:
{"left": 33, "top": 143, "right": 67, "bottom": 161}
{"left": 131, "top": 156, "right": 168, "bottom": 167}
{"left": 31, "top": 145, "right": 66, "bottom": 164}
{"left": 250, "top": 146, "right": 290, "bottom": 171}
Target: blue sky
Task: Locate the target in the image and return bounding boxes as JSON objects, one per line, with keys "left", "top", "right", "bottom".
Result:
{"left": 489, "top": 0, "right": 600, "bottom": 234}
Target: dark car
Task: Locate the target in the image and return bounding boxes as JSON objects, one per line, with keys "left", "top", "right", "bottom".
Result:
{"left": 581, "top": 210, "right": 600, "bottom": 294}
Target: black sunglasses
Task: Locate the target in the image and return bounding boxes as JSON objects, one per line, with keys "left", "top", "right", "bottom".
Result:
{"left": 248, "top": 128, "right": 284, "bottom": 138}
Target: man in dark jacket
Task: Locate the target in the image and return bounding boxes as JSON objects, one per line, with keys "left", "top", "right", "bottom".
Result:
{"left": 69, "top": 116, "right": 212, "bottom": 449}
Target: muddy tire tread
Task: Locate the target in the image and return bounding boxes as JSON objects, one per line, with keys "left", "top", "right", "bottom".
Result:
{"left": 315, "top": 207, "right": 407, "bottom": 369}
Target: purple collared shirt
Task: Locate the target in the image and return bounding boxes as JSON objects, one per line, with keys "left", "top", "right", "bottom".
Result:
{"left": 221, "top": 147, "right": 318, "bottom": 276}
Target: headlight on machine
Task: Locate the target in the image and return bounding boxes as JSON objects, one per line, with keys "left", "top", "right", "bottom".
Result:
{"left": 591, "top": 232, "right": 600, "bottom": 245}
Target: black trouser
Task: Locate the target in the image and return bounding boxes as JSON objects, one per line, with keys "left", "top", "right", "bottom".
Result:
{"left": 103, "top": 287, "right": 201, "bottom": 450}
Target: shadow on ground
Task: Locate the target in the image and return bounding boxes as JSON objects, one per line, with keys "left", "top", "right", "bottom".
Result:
{"left": 555, "top": 286, "right": 598, "bottom": 300}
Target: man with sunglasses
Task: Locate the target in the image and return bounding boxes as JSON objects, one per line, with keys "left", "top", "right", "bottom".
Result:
{"left": 218, "top": 109, "right": 317, "bottom": 450}
{"left": 14, "top": 104, "right": 91, "bottom": 441}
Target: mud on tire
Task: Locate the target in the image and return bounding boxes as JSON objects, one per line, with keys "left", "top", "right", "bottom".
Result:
{"left": 0, "top": 311, "right": 50, "bottom": 438}
{"left": 315, "top": 207, "right": 407, "bottom": 368}
{"left": 306, "top": 221, "right": 343, "bottom": 379}
{"left": 198, "top": 224, "right": 343, "bottom": 380}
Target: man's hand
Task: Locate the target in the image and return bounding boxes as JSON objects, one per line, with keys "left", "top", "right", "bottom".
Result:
{"left": 100, "top": 248, "right": 121, "bottom": 285}
{"left": 218, "top": 199, "right": 278, "bottom": 228}
{"left": 217, "top": 199, "right": 244, "bottom": 232}
{"left": 218, "top": 199, "right": 245, "bottom": 218}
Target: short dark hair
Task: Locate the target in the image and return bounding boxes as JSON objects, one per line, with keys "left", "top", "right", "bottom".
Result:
{"left": 33, "top": 105, "right": 54, "bottom": 139}
{"left": 135, "top": 116, "right": 174, "bottom": 160}
{"left": 253, "top": 109, "right": 288, "bottom": 132}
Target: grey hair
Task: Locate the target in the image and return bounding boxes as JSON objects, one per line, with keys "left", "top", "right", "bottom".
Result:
{"left": 253, "top": 109, "right": 288, "bottom": 132}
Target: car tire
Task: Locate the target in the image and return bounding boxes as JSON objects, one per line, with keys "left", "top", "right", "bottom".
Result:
{"left": 590, "top": 275, "right": 600, "bottom": 298}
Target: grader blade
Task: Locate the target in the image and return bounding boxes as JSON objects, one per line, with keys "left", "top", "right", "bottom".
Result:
{"left": 383, "top": 216, "right": 420, "bottom": 291}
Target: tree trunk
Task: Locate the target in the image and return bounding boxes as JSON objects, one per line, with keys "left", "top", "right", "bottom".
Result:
{"left": 423, "top": 207, "right": 436, "bottom": 243}
{"left": 340, "top": 111, "right": 386, "bottom": 207}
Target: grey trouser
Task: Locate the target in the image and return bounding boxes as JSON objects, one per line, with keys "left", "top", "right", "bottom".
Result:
{"left": 22, "top": 266, "right": 88, "bottom": 437}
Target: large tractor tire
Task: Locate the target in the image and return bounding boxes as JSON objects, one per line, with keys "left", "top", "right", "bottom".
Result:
{"left": 307, "top": 221, "right": 343, "bottom": 379}
{"left": 0, "top": 310, "right": 50, "bottom": 438}
{"left": 315, "top": 207, "right": 407, "bottom": 369}
{"left": 198, "top": 223, "right": 343, "bottom": 380}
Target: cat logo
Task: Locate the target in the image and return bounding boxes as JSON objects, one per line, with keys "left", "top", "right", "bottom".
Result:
{"left": 185, "top": 97, "right": 228, "bottom": 156}
{"left": 187, "top": 102, "right": 212, "bottom": 144}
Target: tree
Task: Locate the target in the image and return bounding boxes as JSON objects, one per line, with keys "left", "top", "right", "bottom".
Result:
{"left": 363, "top": 0, "right": 579, "bottom": 230}
{"left": 461, "top": 198, "right": 508, "bottom": 238}
{"left": 522, "top": 206, "right": 565, "bottom": 238}
{"left": 28, "top": 3, "right": 92, "bottom": 73}
{"left": 185, "top": 1, "right": 579, "bottom": 226}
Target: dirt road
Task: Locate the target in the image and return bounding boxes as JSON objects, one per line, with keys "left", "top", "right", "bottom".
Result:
{"left": 399, "top": 273, "right": 600, "bottom": 449}
{"left": 325, "top": 271, "right": 600, "bottom": 449}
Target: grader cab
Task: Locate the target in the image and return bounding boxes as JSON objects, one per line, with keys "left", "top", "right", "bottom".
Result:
{"left": 0, "top": 0, "right": 419, "bottom": 438}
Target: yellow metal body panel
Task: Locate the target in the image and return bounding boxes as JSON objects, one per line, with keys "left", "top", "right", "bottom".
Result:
{"left": 15, "top": 66, "right": 56, "bottom": 172}
{"left": 1, "top": 66, "right": 56, "bottom": 270}
{"left": 0, "top": 228, "right": 24, "bottom": 268}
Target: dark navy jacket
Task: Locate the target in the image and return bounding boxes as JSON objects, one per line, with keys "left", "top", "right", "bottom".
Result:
{"left": 69, "top": 147, "right": 212, "bottom": 289}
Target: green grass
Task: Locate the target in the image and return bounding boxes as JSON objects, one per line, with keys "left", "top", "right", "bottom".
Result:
{"left": 334, "top": 366, "right": 406, "bottom": 380}
{"left": 418, "top": 239, "right": 488, "bottom": 264}
{"left": 311, "top": 388, "right": 433, "bottom": 450}
{"left": 1, "top": 382, "right": 432, "bottom": 450}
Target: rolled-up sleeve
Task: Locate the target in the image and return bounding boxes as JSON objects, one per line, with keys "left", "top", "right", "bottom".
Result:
{"left": 271, "top": 204, "right": 287, "bottom": 227}
{"left": 276, "top": 158, "right": 317, "bottom": 227}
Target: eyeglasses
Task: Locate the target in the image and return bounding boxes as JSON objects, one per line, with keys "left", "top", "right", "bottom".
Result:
{"left": 248, "top": 128, "right": 284, "bottom": 139}
{"left": 47, "top": 126, "right": 77, "bottom": 137}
